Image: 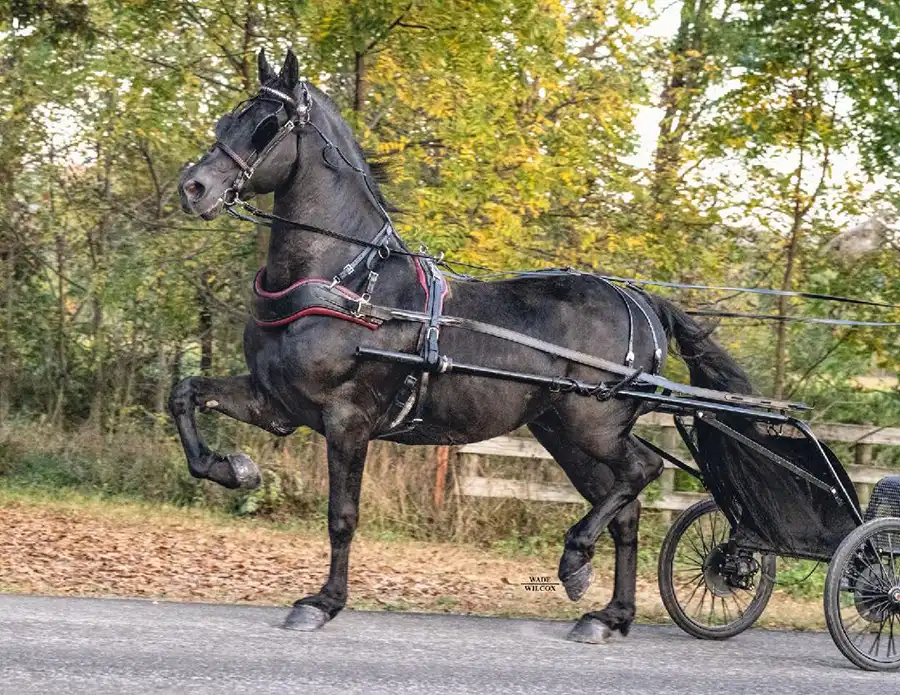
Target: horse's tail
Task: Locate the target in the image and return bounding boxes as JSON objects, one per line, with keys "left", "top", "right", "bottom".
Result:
{"left": 648, "top": 295, "right": 755, "bottom": 395}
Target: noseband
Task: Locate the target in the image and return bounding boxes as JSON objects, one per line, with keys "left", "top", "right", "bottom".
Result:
{"left": 213, "top": 84, "right": 311, "bottom": 206}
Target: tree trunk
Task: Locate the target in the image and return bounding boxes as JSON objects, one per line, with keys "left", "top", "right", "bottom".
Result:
{"left": 0, "top": 236, "right": 15, "bottom": 422}
{"left": 773, "top": 53, "right": 816, "bottom": 400}
{"left": 651, "top": 0, "right": 710, "bottom": 211}
{"left": 354, "top": 51, "right": 367, "bottom": 114}
{"left": 88, "top": 140, "right": 114, "bottom": 429}
{"left": 52, "top": 229, "right": 66, "bottom": 425}
{"left": 171, "top": 342, "right": 184, "bottom": 387}
{"left": 155, "top": 340, "right": 169, "bottom": 415}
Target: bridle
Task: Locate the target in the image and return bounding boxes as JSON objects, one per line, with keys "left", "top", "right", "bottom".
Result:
{"left": 210, "top": 80, "right": 419, "bottom": 267}
{"left": 213, "top": 83, "right": 311, "bottom": 207}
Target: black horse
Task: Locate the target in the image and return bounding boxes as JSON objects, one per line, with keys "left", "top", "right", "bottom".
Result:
{"left": 172, "top": 49, "right": 754, "bottom": 642}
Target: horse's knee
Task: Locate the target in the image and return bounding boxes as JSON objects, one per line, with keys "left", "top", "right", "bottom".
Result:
{"left": 643, "top": 455, "right": 664, "bottom": 485}
{"left": 168, "top": 377, "right": 196, "bottom": 417}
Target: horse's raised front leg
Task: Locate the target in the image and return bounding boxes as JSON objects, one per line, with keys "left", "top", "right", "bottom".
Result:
{"left": 168, "top": 374, "right": 296, "bottom": 489}
{"left": 283, "top": 406, "right": 371, "bottom": 632}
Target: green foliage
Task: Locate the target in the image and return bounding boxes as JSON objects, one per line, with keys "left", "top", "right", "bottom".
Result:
{"left": 0, "top": 0, "right": 896, "bottom": 434}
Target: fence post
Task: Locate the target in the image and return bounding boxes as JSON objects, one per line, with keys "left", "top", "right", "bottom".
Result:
{"left": 657, "top": 427, "right": 679, "bottom": 524}
{"left": 452, "top": 452, "right": 481, "bottom": 541}
{"left": 434, "top": 445, "right": 450, "bottom": 507}
{"left": 854, "top": 431, "right": 874, "bottom": 507}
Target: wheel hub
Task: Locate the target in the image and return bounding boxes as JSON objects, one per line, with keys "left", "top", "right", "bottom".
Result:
{"left": 853, "top": 566, "right": 897, "bottom": 623}
{"left": 703, "top": 546, "right": 758, "bottom": 597}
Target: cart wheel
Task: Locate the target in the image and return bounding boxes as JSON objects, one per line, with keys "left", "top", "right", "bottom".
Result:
{"left": 659, "top": 498, "right": 776, "bottom": 640}
{"left": 824, "top": 517, "right": 900, "bottom": 671}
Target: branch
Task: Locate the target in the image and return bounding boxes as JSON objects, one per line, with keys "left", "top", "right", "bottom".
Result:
{"left": 137, "top": 54, "right": 242, "bottom": 93}
{"left": 786, "top": 330, "right": 855, "bottom": 399}
{"left": 366, "top": 2, "right": 414, "bottom": 52}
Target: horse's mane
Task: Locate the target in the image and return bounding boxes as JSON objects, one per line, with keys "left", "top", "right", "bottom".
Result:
{"left": 306, "top": 83, "right": 397, "bottom": 212}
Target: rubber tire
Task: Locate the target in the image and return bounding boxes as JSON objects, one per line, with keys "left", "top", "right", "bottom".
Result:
{"left": 658, "top": 498, "right": 776, "bottom": 640}
{"left": 824, "top": 516, "right": 900, "bottom": 671}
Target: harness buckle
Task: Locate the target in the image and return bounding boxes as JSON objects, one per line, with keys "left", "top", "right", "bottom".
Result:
{"left": 330, "top": 276, "right": 341, "bottom": 288}
{"left": 353, "top": 293, "right": 372, "bottom": 317}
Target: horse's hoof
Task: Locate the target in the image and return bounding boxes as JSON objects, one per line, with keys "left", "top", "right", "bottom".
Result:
{"left": 208, "top": 453, "right": 261, "bottom": 490}
{"left": 283, "top": 604, "right": 329, "bottom": 632}
{"left": 566, "top": 616, "right": 612, "bottom": 644}
{"left": 227, "top": 453, "right": 261, "bottom": 489}
{"left": 560, "top": 563, "right": 593, "bottom": 602}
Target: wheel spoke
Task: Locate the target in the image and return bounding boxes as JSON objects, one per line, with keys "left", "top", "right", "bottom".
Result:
{"left": 850, "top": 571, "right": 889, "bottom": 593}
{"left": 840, "top": 611, "right": 867, "bottom": 636}
{"left": 692, "top": 585, "right": 709, "bottom": 621}
{"left": 682, "top": 574, "right": 706, "bottom": 611}
{"left": 696, "top": 517, "right": 709, "bottom": 555}
{"left": 721, "top": 596, "right": 732, "bottom": 625}
{"left": 728, "top": 588, "right": 749, "bottom": 617}
{"left": 680, "top": 540, "right": 707, "bottom": 568}
{"left": 888, "top": 532, "right": 898, "bottom": 585}
{"left": 888, "top": 613, "right": 897, "bottom": 659}
{"left": 870, "top": 615, "right": 887, "bottom": 657}
{"left": 674, "top": 571, "right": 705, "bottom": 589}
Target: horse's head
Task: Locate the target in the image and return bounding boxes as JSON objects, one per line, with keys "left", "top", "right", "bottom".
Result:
{"left": 180, "top": 49, "right": 308, "bottom": 220}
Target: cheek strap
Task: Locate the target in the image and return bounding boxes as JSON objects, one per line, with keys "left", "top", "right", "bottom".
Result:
{"left": 216, "top": 118, "right": 297, "bottom": 204}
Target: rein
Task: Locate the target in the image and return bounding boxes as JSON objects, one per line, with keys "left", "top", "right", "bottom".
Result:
{"left": 212, "top": 83, "right": 900, "bottom": 331}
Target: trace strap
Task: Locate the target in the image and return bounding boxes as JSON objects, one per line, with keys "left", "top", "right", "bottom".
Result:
{"left": 351, "top": 302, "right": 808, "bottom": 412}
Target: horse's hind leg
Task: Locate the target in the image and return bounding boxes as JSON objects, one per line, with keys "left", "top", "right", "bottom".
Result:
{"left": 529, "top": 411, "right": 661, "bottom": 643}
{"left": 567, "top": 500, "right": 641, "bottom": 643}
{"left": 169, "top": 374, "right": 296, "bottom": 489}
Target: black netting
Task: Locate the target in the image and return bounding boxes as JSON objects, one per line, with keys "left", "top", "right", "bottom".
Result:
{"left": 694, "top": 416, "right": 860, "bottom": 559}
{"left": 865, "top": 476, "right": 900, "bottom": 521}
{"left": 863, "top": 476, "right": 900, "bottom": 552}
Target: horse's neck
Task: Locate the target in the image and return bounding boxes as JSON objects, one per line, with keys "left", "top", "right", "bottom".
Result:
{"left": 263, "top": 147, "right": 385, "bottom": 292}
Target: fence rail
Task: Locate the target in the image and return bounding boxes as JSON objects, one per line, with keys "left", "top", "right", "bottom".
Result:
{"left": 453, "top": 413, "right": 900, "bottom": 514}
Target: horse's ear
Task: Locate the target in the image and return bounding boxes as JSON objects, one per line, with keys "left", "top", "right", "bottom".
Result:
{"left": 258, "top": 49, "right": 277, "bottom": 85}
{"left": 279, "top": 48, "right": 299, "bottom": 89}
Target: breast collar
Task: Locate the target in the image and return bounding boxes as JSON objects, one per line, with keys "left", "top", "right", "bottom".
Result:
{"left": 250, "top": 222, "right": 448, "bottom": 333}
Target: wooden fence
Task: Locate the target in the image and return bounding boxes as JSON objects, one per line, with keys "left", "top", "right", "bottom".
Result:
{"left": 451, "top": 413, "right": 900, "bottom": 516}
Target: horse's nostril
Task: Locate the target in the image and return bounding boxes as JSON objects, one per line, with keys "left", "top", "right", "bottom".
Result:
{"left": 184, "top": 180, "right": 205, "bottom": 200}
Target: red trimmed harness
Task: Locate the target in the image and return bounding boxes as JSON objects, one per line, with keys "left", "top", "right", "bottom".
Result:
{"left": 251, "top": 244, "right": 448, "bottom": 435}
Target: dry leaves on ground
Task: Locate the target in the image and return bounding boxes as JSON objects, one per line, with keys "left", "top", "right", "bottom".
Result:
{"left": 0, "top": 496, "right": 823, "bottom": 628}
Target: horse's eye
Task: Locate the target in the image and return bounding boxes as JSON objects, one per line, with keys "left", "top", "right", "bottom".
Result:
{"left": 252, "top": 115, "right": 279, "bottom": 151}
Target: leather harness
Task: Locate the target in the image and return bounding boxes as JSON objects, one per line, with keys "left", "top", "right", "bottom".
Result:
{"left": 217, "top": 81, "right": 805, "bottom": 434}
{"left": 251, "top": 220, "right": 449, "bottom": 436}
{"left": 251, "top": 257, "right": 672, "bottom": 435}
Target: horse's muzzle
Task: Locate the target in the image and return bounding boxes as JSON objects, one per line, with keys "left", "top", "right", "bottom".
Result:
{"left": 179, "top": 164, "right": 225, "bottom": 219}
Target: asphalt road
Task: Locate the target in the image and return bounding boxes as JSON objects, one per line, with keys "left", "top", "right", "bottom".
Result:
{"left": 0, "top": 595, "right": 893, "bottom": 694}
